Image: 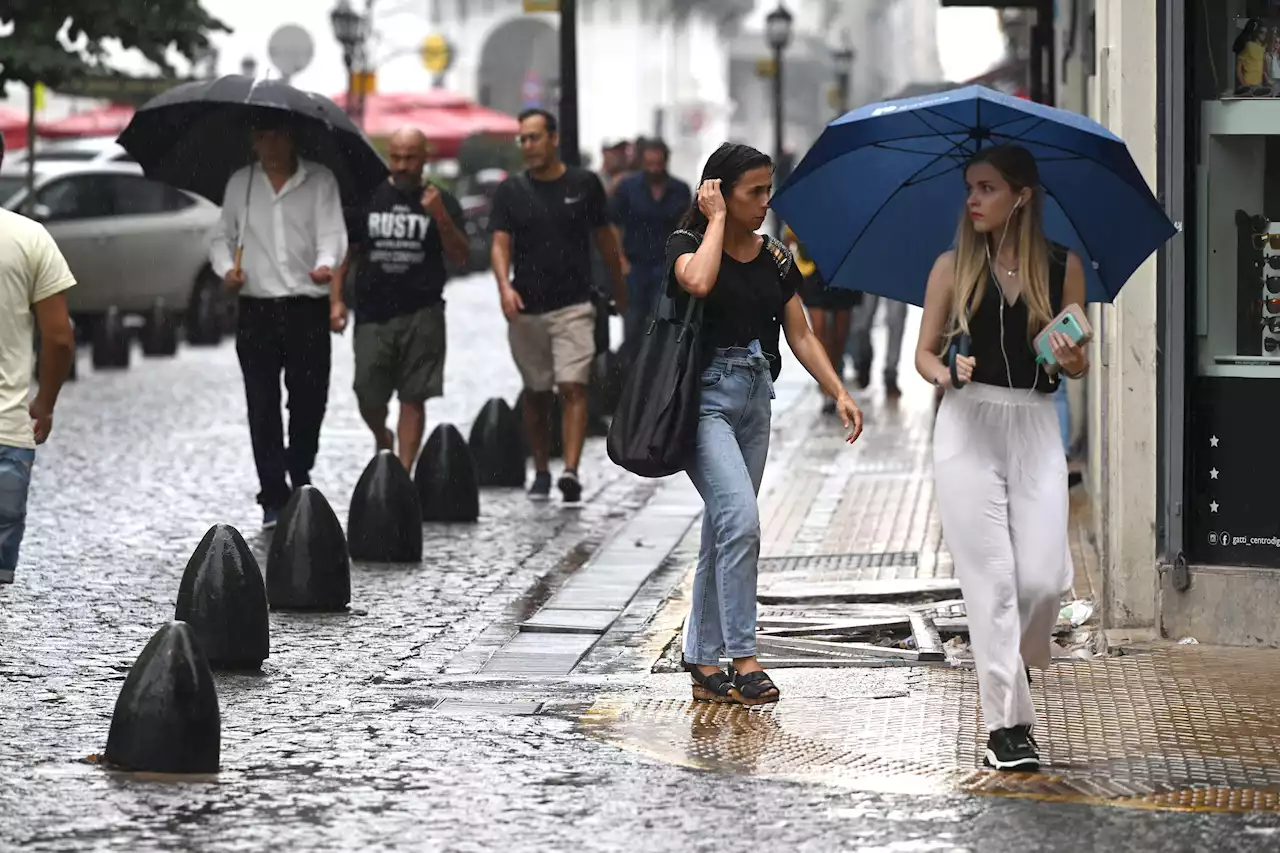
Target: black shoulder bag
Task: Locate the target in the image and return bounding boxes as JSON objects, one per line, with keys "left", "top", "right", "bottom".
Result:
{"left": 606, "top": 230, "right": 705, "bottom": 478}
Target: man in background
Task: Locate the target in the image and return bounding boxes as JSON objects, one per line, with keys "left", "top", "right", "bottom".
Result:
{"left": 610, "top": 138, "right": 691, "bottom": 353}
{"left": 847, "top": 295, "right": 908, "bottom": 399}
{"left": 0, "top": 130, "right": 77, "bottom": 585}
{"left": 490, "top": 109, "right": 627, "bottom": 506}
{"left": 210, "top": 116, "right": 348, "bottom": 529}
{"left": 335, "top": 127, "right": 469, "bottom": 471}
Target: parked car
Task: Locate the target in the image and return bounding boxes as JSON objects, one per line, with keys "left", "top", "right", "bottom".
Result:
{"left": 455, "top": 167, "right": 507, "bottom": 274}
{"left": 7, "top": 136, "right": 137, "bottom": 166}
{"left": 0, "top": 161, "right": 233, "bottom": 344}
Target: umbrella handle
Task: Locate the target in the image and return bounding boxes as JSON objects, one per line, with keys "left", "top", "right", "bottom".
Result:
{"left": 949, "top": 334, "right": 970, "bottom": 389}
{"left": 233, "top": 245, "right": 244, "bottom": 276}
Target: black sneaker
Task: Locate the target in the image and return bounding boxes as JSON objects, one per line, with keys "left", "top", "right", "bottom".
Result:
{"left": 528, "top": 471, "right": 552, "bottom": 502}
{"left": 984, "top": 727, "right": 1040, "bottom": 772}
{"left": 558, "top": 470, "right": 583, "bottom": 506}
{"left": 262, "top": 506, "right": 282, "bottom": 531}
{"left": 1018, "top": 724, "right": 1040, "bottom": 752}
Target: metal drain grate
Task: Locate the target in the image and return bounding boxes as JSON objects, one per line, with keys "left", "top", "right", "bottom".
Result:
{"left": 759, "top": 552, "right": 919, "bottom": 575}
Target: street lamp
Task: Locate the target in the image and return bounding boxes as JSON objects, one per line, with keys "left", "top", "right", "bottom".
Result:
{"left": 832, "top": 43, "right": 855, "bottom": 116}
{"left": 330, "top": 0, "right": 368, "bottom": 126}
{"left": 765, "top": 3, "right": 793, "bottom": 236}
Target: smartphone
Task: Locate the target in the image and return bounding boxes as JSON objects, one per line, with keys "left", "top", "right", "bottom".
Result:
{"left": 1034, "top": 303, "right": 1093, "bottom": 368}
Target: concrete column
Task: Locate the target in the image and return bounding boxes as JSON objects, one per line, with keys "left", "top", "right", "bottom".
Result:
{"left": 1090, "top": 0, "right": 1159, "bottom": 630}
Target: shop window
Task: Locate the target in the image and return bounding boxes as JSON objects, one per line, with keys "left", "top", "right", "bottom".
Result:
{"left": 1194, "top": 0, "right": 1280, "bottom": 374}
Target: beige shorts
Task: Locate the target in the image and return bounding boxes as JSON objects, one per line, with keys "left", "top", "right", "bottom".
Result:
{"left": 508, "top": 301, "right": 597, "bottom": 391}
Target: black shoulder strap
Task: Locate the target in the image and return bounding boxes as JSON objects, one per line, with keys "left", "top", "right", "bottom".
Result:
{"left": 1048, "top": 244, "right": 1068, "bottom": 314}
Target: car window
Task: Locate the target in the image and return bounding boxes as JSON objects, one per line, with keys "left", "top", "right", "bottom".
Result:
{"left": 161, "top": 185, "right": 196, "bottom": 212}
{"left": 33, "top": 175, "right": 114, "bottom": 221}
{"left": 106, "top": 174, "right": 185, "bottom": 216}
{"left": 33, "top": 151, "right": 100, "bottom": 161}
{"left": 0, "top": 176, "right": 27, "bottom": 208}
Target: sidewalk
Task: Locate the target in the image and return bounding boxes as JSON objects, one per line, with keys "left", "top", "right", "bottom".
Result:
{"left": 580, "top": 343, "right": 1280, "bottom": 814}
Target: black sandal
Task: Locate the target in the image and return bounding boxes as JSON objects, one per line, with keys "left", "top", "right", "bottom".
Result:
{"left": 682, "top": 657, "right": 741, "bottom": 704}
{"left": 728, "top": 664, "right": 780, "bottom": 706}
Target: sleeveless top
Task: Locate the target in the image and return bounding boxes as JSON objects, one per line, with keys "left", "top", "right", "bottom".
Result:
{"left": 966, "top": 244, "right": 1067, "bottom": 394}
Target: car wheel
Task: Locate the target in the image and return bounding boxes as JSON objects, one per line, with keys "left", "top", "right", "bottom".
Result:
{"left": 186, "top": 269, "right": 228, "bottom": 346}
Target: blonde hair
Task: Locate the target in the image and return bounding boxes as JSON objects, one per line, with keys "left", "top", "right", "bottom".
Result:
{"left": 944, "top": 145, "right": 1056, "bottom": 348}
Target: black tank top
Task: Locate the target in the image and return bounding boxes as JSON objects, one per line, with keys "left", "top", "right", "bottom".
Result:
{"left": 966, "top": 245, "right": 1067, "bottom": 394}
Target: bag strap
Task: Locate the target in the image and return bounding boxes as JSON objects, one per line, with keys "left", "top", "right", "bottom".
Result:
{"left": 658, "top": 229, "right": 703, "bottom": 338}
{"left": 761, "top": 234, "right": 795, "bottom": 282}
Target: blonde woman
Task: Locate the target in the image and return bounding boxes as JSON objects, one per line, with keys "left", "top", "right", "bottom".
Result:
{"left": 915, "top": 144, "right": 1088, "bottom": 771}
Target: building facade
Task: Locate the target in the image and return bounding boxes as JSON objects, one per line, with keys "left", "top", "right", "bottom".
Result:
{"left": 1067, "top": 0, "right": 1280, "bottom": 646}
{"left": 427, "top": 0, "right": 750, "bottom": 183}
{"left": 729, "top": 0, "right": 943, "bottom": 160}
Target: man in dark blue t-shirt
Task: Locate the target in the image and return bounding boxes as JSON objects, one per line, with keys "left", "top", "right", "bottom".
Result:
{"left": 335, "top": 127, "right": 469, "bottom": 471}
{"left": 610, "top": 138, "right": 692, "bottom": 355}
{"left": 490, "top": 108, "right": 627, "bottom": 506}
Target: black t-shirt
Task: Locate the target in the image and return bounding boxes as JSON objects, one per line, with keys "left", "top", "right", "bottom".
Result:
{"left": 967, "top": 245, "right": 1068, "bottom": 394}
{"left": 665, "top": 231, "right": 800, "bottom": 379}
{"left": 489, "top": 167, "right": 608, "bottom": 315}
{"left": 350, "top": 181, "right": 463, "bottom": 325}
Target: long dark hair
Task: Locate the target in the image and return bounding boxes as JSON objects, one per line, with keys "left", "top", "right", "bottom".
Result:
{"left": 678, "top": 142, "right": 773, "bottom": 235}
{"left": 1235, "top": 17, "right": 1262, "bottom": 54}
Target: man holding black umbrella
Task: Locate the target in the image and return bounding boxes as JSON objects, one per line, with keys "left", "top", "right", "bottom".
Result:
{"left": 209, "top": 115, "right": 349, "bottom": 529}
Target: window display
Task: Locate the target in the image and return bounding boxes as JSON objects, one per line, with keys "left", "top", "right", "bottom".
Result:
{"left": 1195, "top": 0, "right": 1280, "bottom": 376}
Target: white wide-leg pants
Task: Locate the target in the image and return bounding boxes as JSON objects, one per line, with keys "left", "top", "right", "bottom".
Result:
{"left": 933, "top": 382, "right": 1073, "bottom": 732}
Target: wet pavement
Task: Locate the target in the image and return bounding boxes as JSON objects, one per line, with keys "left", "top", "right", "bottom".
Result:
{"left": 3, "top": 290, "right": 1280, "bottom": 851}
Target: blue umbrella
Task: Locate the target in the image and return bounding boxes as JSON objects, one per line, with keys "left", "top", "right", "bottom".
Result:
{"left": 771, "top": 85, "right": 1177, "bottom": 306}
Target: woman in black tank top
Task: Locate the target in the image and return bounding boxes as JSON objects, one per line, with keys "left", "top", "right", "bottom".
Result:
{"left": 913, "top": 144, "right": 1090, "bottom": 773}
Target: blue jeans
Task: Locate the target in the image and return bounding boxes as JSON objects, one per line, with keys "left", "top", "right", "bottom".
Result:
{"left": 683, "top": 340, "right": 774, "bottom": 666}
{"left": 0, "top": 445, "right": 35, "bottom": 574}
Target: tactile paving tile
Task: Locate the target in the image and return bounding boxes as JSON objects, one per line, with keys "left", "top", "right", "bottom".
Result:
{"left": 581, "top": 647, "right": 1280, "bottom": 812}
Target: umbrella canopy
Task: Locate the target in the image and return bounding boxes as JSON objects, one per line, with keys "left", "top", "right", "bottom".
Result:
{"left": 330, "top": 91, "right": 519, "bottom": 159}
{"left": 771, "top": 85, "right": 1177, "bottom": 306}
{"left": 116, "top": 75, "right": 388, "bottom": 207}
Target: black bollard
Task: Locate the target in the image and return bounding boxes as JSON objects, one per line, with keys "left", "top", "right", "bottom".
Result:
{"left": 91, "top": 306, "right": 130, "bottom": 370}
{"left": 413, "top": 423, "right": 480, "bottom": 522}
{"left": 175, "top": 524, "right": 269, "bottom": 669}
{"left": 468, "top": 397, "right": 526, "bottom": 488}
{"left": 348, "top": 450, "right": 423, "bottom": 562}
{"left": 104, "top": 621, "right": 221, "bottom": 774}
{"left": 516, "top": 389, "right": 563, "bottom": 460}
{"left": 266, "top": 485, "right": 351, "bottom": 611}
{"left": 140, "top": 298, "right": 179, "bottom": 357}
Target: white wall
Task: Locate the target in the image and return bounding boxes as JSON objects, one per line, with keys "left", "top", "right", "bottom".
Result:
{"left": 1090, "top": 0, "right": 1160, "bottom": 629}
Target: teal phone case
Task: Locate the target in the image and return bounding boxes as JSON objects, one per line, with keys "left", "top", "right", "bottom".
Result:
{"left": 1036, "top": 313, "right": 1086, "bottom": 366}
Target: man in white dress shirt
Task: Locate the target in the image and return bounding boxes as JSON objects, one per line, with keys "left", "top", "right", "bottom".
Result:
{"left": 210, "top": 115, "right": 348, "bottom": 529}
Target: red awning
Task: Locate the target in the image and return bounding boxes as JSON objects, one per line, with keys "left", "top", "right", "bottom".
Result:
{"left": 37, "top": 103, "right": 135, "bottom": 139}
{"left": 330, "top": 91, "right": 519, "bottom": 158}
{"left": 0, "top": 106, "right": 30, "bottom": 150}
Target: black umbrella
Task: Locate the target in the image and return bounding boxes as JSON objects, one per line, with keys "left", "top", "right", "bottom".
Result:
{"left": 116, "top": 75, "right": 388, "bottom": 207}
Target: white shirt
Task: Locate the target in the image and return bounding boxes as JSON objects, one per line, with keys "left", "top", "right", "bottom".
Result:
{"left": 0, "top": 209, "right": 76, "bottom": 449}
{"left": 209, "top": 158, "right": 348, "bottom": 300}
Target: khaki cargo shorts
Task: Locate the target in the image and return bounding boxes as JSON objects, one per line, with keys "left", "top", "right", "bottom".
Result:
{"left": 353, "top": 301, "right": 446, "bottom": 408}
{"left": 507, "top": 300, "right": 597, "bottom": 392}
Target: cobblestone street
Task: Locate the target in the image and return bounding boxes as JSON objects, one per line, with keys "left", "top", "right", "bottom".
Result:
{"left": 3, "top": 287, "right": 1280, "bottom": 852}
